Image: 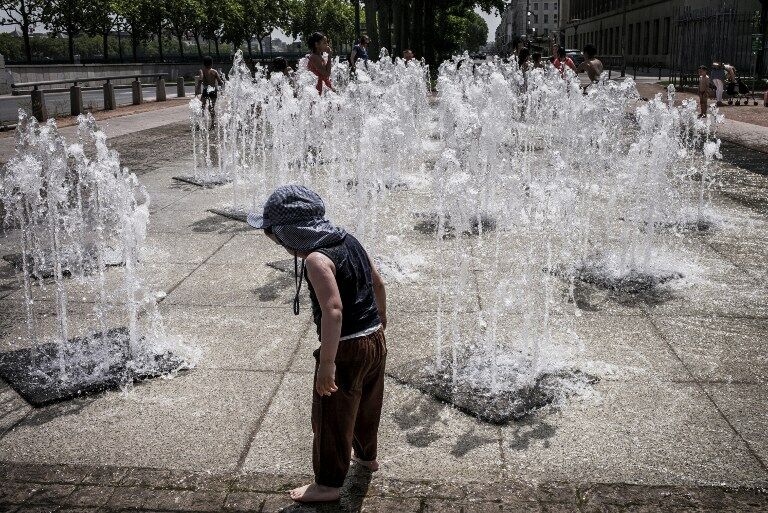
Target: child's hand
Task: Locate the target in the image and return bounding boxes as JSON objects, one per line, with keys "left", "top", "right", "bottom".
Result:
{"left": 316, "top": 362, "right": 338, "bottom": 396}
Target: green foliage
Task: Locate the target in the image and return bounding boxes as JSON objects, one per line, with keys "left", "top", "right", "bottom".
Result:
{"left": 289, "top": 0, "right": 354, "bottom": 50}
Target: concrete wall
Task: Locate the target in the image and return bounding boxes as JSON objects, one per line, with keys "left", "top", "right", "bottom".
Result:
{"left": 5, "top": 62, "right": 213, "bottom": 90}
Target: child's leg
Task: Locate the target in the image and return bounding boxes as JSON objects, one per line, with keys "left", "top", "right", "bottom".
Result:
{"left": 352, "top": 331, "right": 386, "bottom": 465}
{"left": 310, "top": 342, "right": 369, "bottom": 489}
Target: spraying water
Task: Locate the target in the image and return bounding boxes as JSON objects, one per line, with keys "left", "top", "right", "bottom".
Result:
{"left": 0, "top": 112, "right": 189, "bottom": 405}
{"left": 191, "top": 53, "right": 721, "bottom": 421}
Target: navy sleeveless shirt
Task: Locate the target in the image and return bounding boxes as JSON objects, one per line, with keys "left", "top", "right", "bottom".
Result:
{"left": 305, "top": 234, "right": 380, "bottom": 339}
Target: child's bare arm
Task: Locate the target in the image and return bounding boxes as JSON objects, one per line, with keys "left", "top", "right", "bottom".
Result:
{"left": 367, "top": 254, "right": 387, "bottom": 330}
{"left": 306, "top": 252, "right": 342, "bottom": 396}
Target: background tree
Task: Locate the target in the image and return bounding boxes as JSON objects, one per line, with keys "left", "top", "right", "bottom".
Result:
{"left": 201, "top": 0, "right": 226, "bottom": 59}
{"left": 116, "top": 0, "right": 152, "bottom": 61}
{"left": 166, "top": 0, "right": 203, "bottom": 58}
{"left": 85, "top": 0, "right": 119, "bottom": 62}
{"left": 0, "top": 0, "right": 44, "bottom": 63}
{"left": 290, "top": 0, "right": 354, "bottom": 53}
{"left": 41, "top": 0, "right": 88, "bottom": 63}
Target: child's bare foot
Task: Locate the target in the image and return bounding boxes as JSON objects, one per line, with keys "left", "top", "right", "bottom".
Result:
{"left": 289, "top": 483, "right": 340, "bottom": 502}
{"left": 352, "top": 453, "right": 380, "bottom": 471}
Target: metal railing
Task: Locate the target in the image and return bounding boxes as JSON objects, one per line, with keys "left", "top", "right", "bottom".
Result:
{"left": 11, "top": 73, "right": 186, "bottom": 121}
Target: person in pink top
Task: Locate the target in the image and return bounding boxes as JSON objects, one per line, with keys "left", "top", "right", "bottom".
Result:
{"left": 307, "top": 32, "right": 335, "bottom": 95}
{"left": 553, "top": 47, "right": 576, "bottom": 75}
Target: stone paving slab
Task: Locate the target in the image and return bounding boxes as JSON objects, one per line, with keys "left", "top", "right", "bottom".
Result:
{"left": 0, "top": 369, "right": 278, "bottom": 472}
{"left": 500, "top": 380, "right": 767, "bottom": 487}
{"left": 0, "top": 461, "right": 766, "bottom": 512}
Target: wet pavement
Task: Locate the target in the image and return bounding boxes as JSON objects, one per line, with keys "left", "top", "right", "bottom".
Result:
{"left": 0, "top": 103, "right": 767, "bottom": 512}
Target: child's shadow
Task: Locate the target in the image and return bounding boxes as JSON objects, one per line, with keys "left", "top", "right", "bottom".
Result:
{"left": 275, "top": 464, "right": 373, "bottom": 513}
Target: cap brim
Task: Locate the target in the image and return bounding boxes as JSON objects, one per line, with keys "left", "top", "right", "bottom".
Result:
{"left": 246, "top": 212, "right": 267, "bottom": 229}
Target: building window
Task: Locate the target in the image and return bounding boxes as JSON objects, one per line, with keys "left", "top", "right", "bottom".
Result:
{"left": 544, "top": 14, "right": 548, "bottom": 23}
{"left": 627, "top": 24, "right": 633, "bottom": 54}
{"left": 544, "top": 2, "right": 548, "bottom": 10}
{"left": 615, "top": 27, "right": 620, "bottom": 55}
{"left": 534, "top": 14, "right": 539, "bottom": 23}
{"left": 663, "top": 17, "right": 671, "bottom": 54}
{"left": 554, "top": 2, "right": 558, "bottom": 10}
{"left": 554, "top": 14, "right": 558, "bottom": 22}
{"left": 644, "top": 21, "right": 650, "bottom": 55}
{"left": 652, "top": 19, "right": 659, "bottom": 54}
{"left": 533, "top": 3, "right": 538, "bottom": 9}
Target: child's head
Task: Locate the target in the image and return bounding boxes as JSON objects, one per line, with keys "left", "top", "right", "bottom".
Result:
{"left": 308, "top": 32, "right": 327, "bottom": 54}
{"left": 532, "top": 52, "right": 541, "bottom": 63}
{"left": 582, "top": 44, "right": 597, "bottom": 58}
{"left": 359, "top": 35, "right": 370, "bottom": 47}
{"left": 272, "top": 57, "right": 288, "bottom": 74}
{"left": 557, "top": 47, "right": 567, "bottom": 59}
{"left": 698, "top": 65, "right": 708, "bottom": 76}
{"left": 203, "top": 56, "right": 213, "bottom": 68}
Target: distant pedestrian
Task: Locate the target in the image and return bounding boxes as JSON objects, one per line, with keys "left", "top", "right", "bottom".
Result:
{"left": 532, "top": 52, "right": 544, "bottom": 69}
{"left": 698, "top": 65, "right": 710, "bottom": 118}
{"left": 554, "top": 47, "right": 576, "bottom": 75}
{"left": 196, "top": 56, "right": 224, "bottom": 126}
{"left": 577, "top": 44, "right": 603, "bottom": 82}
{"left": 518, "top": 47, "right": 531, "bottom": 71}
{"left": 247, "top": 185, "right": 388, "bottom": 504}
{"left": 307, "top": 32, "right": 335, "bottom": 95}
{"left": 350, "top": 35, "right": 370, "bottom": 72}
{"left": 710, "top": 62, "right": 726, "bottom": 107}
{"left": 272, "top": 57, "right": 294, "bottom": 77}
{"left": 403, "top": 48, "right": 414, "bottom": 64}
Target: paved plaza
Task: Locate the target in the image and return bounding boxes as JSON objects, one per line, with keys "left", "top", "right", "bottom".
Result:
{"left": 0, "top": 95, "right": 767, "bottom": 512}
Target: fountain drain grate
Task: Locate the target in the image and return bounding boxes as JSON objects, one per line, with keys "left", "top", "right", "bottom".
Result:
{"left": 389, "top": 359, "right": 597, "bottom": 424}
{"left": 0, "top": 327, "right": 188, "bottom": 407}
{"left": 172, "top": 176, "right": 230, "bottom": 188}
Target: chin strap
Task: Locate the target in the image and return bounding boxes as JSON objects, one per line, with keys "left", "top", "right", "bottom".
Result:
{"left": 293, "top": 252, "right": 306, "bottom": 315}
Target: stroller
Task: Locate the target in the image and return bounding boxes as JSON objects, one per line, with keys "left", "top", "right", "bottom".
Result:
{"left": 726, "top": 75, "right": 753, "bottom": 105}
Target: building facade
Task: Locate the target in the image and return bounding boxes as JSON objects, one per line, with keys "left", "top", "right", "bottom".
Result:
{"left": 560, "top": 0, "right": 762, "bottom": 69}
{"left": 495, "top": 0, "right": 528, "bottom": 52}
{"left": 529, "top": 1, "right": 562, "bottom": 37}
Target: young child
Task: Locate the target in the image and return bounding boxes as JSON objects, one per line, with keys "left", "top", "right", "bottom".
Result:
{"left": 247, "top": 185, "right": 387, "bottom": 503}
{"left": 698, "top": 65, "right": 709, "bottom": 118}
{"left": 196, "top": 56, "right": 224, "bottom": 126}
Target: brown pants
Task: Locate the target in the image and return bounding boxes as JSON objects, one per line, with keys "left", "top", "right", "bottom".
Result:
{"left": 312, "top": 329, "right": 386, "bottom": 488}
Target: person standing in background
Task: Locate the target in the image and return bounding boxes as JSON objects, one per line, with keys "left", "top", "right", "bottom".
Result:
{"left": 350, "top": 35, "right": 370, "bottom": 72}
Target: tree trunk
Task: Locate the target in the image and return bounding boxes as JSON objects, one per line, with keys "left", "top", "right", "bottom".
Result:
{"left": 68, "top": 33, "right": 75, "bottom": 63}
{"left": 132, "top": 32, "right": 139, "bottom": 62}
{"left": 117, "top": 29, "right": 124, "bottom": 62}
{"left": 424, "top": 0, "right": 435, "bottom": 66}
{"left": 195, "top": 32, "right": 203, "bottom": 58}
{"left": 400, "top": 1, "right": 410, "bottom": 54}
{"left": 379, "top": 0, "right": 392, "bottom": 54}
{"left": 177, "top": 34, "right": 184, "bottom": 57}
{"left": 393, "top": 0, "right": 402, "bottom": 55}
{"left": 247, "top": 38, "right": 253, "bottom": 58}
{"left": 158, "top": 23, "right": 165, "bottom": 61}
{"left": 103, "top": 32, "right": 109, "bottom": 62}
{"left": 22, "top": 24, "right": 32, "bottom": 63}
{"left": 412, "top": 0, "right": 424, "bottom": 58}
{"left": 364, "top": 0, "right": 379, "bottom": 55}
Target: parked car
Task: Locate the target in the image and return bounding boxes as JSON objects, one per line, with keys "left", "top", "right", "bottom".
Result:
{"left": 565, "top": 49, "right": 584, "bottom": 67}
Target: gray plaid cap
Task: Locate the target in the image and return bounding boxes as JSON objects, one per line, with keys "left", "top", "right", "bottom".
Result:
{"left": 247, "top": 185, "right": 346, "bottom": 252}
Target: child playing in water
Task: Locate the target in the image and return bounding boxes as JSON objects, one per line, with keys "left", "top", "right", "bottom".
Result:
{"left": 196, "top": 56, "right": 224, "bottom": 127}
{"left": 307, "top": 32, "right": 335, "bottom": 94}
{"left": 247, "top": 185, "right": 387, "bottom": 503}
{"left": 698, "top": 65, "right": 709, "bottom": 118}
